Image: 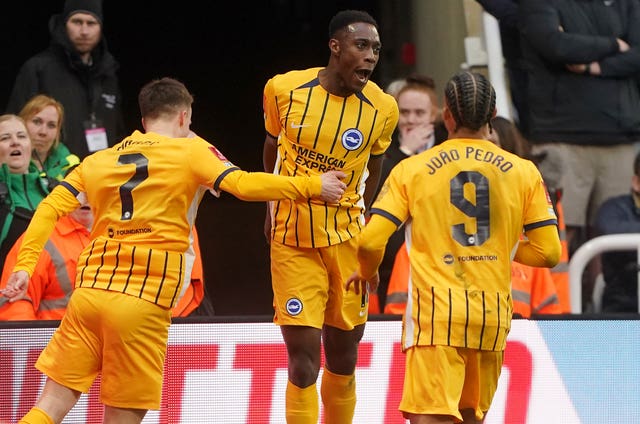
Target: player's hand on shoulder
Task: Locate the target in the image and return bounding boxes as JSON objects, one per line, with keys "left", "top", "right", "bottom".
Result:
{"left": 319, "top": 170, "right": 347, "bottom": 203}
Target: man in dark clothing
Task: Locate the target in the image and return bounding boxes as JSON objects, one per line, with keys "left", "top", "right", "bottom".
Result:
{"left": 594, "top": 151, "right": 640, "bottom": 313}
{"left": 519, "top": 0, "right": 640, "bottom": 261}
{"left": 475, "top": 0, "right": 530, "bottom": 137}
{"left": 6, "top": 0, "right": 125, "bottom": 159}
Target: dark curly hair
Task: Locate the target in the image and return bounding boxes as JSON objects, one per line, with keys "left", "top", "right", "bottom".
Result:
{"left": 328, "top": 10, "right": 378, "bottom": 38}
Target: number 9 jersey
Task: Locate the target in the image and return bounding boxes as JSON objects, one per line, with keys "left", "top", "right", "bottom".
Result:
{"left": 370, "top": 138, "right": 558, "bottom": 351}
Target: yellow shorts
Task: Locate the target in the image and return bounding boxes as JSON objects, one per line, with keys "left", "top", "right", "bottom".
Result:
{"left": 270, "top": 238, "right": 368, "bottom": 330}
{"left": 399, "top": 345, "right": 503, "bottom": 422}
{"left": 36, "top": 288, "right": 171, "bottom": 410}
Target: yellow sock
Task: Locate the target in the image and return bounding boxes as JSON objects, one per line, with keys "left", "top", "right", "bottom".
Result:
{"left": 321, "top": 368, "right": 356, "bottom": 424}
{"left": 285, "top": 381, "right": 318, "bottom": 424}
{"left": 19, "top": 407, "right": 55, "bottom": 424}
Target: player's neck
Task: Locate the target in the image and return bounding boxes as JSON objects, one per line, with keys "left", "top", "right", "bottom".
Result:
{"left": 143, "top": 120, "right": 183, "bottom": 138}
{"left": 449, "top": 126, "right": 490, "bottom": 141}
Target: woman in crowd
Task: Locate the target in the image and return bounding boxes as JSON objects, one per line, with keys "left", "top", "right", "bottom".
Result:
{"left": 18, "top": 94, "right": 79, "bottom": 185}
{"left": 0, "top": 114, "right": 50, "bottom": 270}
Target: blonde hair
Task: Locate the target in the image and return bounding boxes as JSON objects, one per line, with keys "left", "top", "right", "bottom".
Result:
{"left": 0, "top": 113, "right": 27, "bottom": 127}
{"left": 18, "top": 94, "right": 65, "bottom": 150}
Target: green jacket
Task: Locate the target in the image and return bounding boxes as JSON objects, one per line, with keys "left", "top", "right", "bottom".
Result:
{"left": 0, "top": 162, "right": 50, "bottom": 252}
{"left": 34, "top": 142, "right": 81, "bottom": 182}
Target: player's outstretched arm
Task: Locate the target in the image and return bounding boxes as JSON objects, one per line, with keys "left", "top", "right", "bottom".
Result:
{"left": 220, "top": 169, "right": 346, "bottom": 202}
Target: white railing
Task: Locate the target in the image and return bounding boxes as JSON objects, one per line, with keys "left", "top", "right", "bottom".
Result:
{"left": 481, "top": 12, "right": 513, "bottom": 120}
{"left": 568, "top": 234, "right": 640, "bottom": 313}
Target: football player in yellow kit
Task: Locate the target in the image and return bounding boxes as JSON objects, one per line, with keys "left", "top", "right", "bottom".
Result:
{"left": 347, "top": 71, "right": 561, "bottom": 424}
{"left": 262, "top": 9, "right": 399, "bottom": 424}
{"left": 2, "top": 77, "right": 346, "bottom": 424}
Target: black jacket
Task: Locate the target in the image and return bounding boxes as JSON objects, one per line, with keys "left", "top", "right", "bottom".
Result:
{"left": 594, "top": 193, "right": 640, "bottom": 312}
{"left": 520, "top": 0, "right": 640, "bottom": 145}
{"left": 6, "top": 13, "right": 125, "bottom": 159}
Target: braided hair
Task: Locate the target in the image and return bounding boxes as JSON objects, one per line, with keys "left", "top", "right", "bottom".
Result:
{"left": 444, "top": 71, "right": 496, "bottom": 132}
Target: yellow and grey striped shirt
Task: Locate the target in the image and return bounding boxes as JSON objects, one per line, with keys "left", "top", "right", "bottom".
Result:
{"left": 370, "top": 138, "right": 558, "bottom": 351}
{"left": 14, "top": 131, "right": 325, "bottom": 308}
{"left": 263, "top": 67, "right": 398, "bottom": 248}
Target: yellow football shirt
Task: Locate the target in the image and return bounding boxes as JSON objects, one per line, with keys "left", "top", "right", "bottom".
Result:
{"left": 15, "top": 131, "right": 325, "bottom": 308}
{"left": 371, "top": 138, "right": 558, "bottom": 351}
{"left": 263, "top": 67, "right": 399, "bottom": 248}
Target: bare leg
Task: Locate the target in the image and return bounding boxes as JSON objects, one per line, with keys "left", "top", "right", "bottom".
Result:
{"left": 281, "top": 325, "right": 322, "bottom": 423}
{"left": 460, "top": 408, "right": 484, "bottom": 423}
{"left": 27, "top": 377, "right": 81, "bottom": 423}
{"left": 404, "top": 408, "right": 484, "bottom": 423}
{"left": 103, "top": 406, "right": 147, "bottom": 424}
{"left": 322, "top": 324, "right": 365, "bottom": 374}
{"left": 281, "top": 325, "right": 322, "bottom": 387}
{"left": 406, "top": 413, "right": 454, "bottom": 423}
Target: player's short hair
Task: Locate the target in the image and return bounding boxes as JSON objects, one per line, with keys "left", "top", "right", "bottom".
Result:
{"left": 328, "top": 10, "right": 378, "bottom": 38}
{"left": 138, "top": 77, "right": 194, "bottom": 120}
{"left": 444, "top": 71, "right": 496, "bottom": 132}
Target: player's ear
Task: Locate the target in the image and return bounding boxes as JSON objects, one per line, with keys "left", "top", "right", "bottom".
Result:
{"left": 329, "top": 38, "right": 340, "bottom": 55}
{"left": 178, "top": 110, "right": 187, "bottom": 127}
{"left": 442, "top": 105, "right": 455, "bottom": 132}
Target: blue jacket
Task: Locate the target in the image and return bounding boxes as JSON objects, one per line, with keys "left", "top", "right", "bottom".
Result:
{"left": 594, "top": 193, "right": 640, "bottom": 312}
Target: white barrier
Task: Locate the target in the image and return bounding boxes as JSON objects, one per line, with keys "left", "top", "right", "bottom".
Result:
{"left": 568, "top": 234, "right": 640, "bottom": 313}
{"left": 0, "top": 320, "right": 596, "bottom": 423}
{"left": 482, "top": 12, "right": 513, "bottom": 120}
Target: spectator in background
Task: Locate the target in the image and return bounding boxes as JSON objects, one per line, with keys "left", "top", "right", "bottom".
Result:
{"left": 491, "top": 116, "right": 571, "bottom": 312}
{"left": 262, "top": 10, "right": 398, "bottom": 423}
{"left": 172, "top": 226, "right": 215, "bottom": 317}
{"left": 369, "top": 73, "right": 445, "bottom": 313}
{"left": 6, "top": 0, "right": 125, "bottom": 159}
{"left": 0, "top": 115, "right": 50, "bottom": 271}
{"left": 0, "top": 192, "right": 92, "bottom": 320}
{"left": 0, "top": 191, "right": 208, "bottom": 319}
{"left": 384, "top": 78, "right": 407, "bottom": 99}
{"left": 346, "top": 71, "right": 560, "bottom": 423}
{"left": 19, "top": 94, "right": 80, "bottom": 184}
{"left": 475, "top": 0, "right": 529, "bottom": 137}
{"left": 519, "top": 1, "right": 640, "bottom": 309}
{"left": 594, "top": 151, "right": 640, "bottom": 313}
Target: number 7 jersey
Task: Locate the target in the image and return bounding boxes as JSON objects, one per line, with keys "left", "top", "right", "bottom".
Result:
{"left": 371, "top": 138, "right": 558, "bottom": 351}
{"left": 14, "top": 130, "right": 323, "bottom": 308}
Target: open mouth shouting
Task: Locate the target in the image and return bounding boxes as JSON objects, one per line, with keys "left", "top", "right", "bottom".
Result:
{"left": 9, "top": 148, "right": 24, "bottom": 158}
{"left": 355, "top": 69, "right": 372, "bottom": 84}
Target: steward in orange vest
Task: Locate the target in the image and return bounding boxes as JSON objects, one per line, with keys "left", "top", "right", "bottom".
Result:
{"left": 0, "top": 215, "right": 90, "bottom": 320}
{"left": 0, "top": 221, "right": 206, "bottom": 320}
